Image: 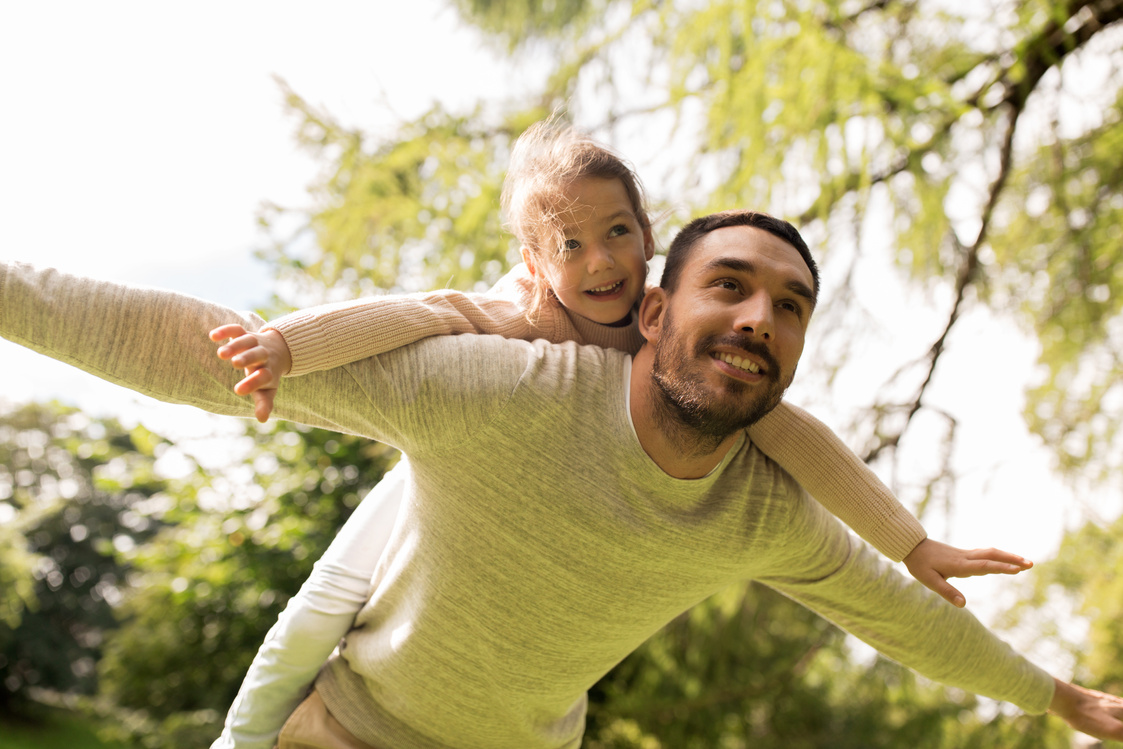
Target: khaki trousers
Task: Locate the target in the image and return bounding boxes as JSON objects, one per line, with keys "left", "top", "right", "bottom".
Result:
{"left": 276, "top": 687, "right": 378, "bottom": 749}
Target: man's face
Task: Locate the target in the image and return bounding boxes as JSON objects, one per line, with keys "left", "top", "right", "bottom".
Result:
{"left": 649, "top": 225, "right": 815, "bottom": 438}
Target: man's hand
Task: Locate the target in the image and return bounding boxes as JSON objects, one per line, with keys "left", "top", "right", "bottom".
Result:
{"left": 1050, "top": 679, "right": 1123, "bottom": 741}
{"left": 209, "top": 324, "right": 293, "bottom": 423}
{"left": 903, "top": 538, "right": 1032, "bottom": 608}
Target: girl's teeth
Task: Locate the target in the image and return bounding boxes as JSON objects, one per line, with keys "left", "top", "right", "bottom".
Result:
{"left": 588, "top": 281, "right": 622, "bottom": 294}
{"left": 719, "top": 353, "right": 760, "bottom": 373}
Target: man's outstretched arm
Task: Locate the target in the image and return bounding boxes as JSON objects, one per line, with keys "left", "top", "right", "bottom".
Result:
{"left": 0, "top": 261, "right": 380, "bottom": 439}
{"left": 757, "top": 483, "right": 1123, "bottom": 741}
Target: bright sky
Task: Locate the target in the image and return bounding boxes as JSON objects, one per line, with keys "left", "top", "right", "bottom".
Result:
{"left": 0, "top": 0, "right": 533, "bottom": 442}
{"left": 1, "top": 1, "right": 1118, "bottom": 667}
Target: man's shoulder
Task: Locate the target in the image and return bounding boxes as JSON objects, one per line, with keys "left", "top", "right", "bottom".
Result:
{"left": 366, "top": 334, "right": 631, "bottom": 385}
{"left": 723, "top": 438, "right": 811, "bottom": 506}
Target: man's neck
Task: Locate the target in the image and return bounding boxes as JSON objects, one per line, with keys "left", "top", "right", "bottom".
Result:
{"left": 628, "top": 346, "right": 742, "bottom": 479}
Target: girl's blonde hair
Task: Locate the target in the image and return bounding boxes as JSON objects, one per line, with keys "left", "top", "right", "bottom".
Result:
{"left": 501, "top": 120, "right": 650, "bottom": 319}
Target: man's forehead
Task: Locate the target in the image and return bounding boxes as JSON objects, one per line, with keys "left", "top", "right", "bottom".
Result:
{"left": 690, "top": 225, "right": 813, "bottom": 286}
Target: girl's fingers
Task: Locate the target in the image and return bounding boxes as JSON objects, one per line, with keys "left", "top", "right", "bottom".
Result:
{"left": 209, "top": 324, "right": 248, "bottom": 342}
{"left": 928, "top": 576, "right": 966, "bottom": 608}
{"left": 968, "top": 547, "right": 1032, "bottom": 567}
{"left": 217, "top": 336, "right": 263, "bottom": 362}
{"left": 230, "top": 346, "right": 268, "bottom": 369}
{"left": 234, "top": 368, "right": 274, "bottom": 396}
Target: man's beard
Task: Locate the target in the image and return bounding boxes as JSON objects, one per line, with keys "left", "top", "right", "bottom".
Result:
{"left": 650, "top": 309, "right": 790, "bottom": 456}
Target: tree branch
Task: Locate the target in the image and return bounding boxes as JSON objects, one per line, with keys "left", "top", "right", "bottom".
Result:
{"left": 861, "top": 101, "right": 1020, "bottom": 464}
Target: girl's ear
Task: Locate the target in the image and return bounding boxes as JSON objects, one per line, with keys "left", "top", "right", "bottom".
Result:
{"left": 637, "top": 286, "right": 667, "bottom": 343}
{"left": 643, "top": 226, "right": 655, "bottom": 261}
{"left": 519, "top": 246, "right": 537, "bottom": 277}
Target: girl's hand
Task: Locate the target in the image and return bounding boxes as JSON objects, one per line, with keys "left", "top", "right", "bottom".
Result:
{"left": 209, "top": 324, "right": 293, "bottom": 423}
{"left": 903, "top": 538, "right": 1033, "bottom": 608}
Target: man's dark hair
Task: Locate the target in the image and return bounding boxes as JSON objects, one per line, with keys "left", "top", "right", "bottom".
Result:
{"left": 659, "top": 211, "right": 819, "bottom": 301}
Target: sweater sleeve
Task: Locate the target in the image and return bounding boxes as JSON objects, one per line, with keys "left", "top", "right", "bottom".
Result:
{"left": 757, "top": 484, "right": 1055, "bottom": 715}
{"left": 0, "top": 260, "right": 446, "bottom": 449}
{"left": 271, "top": 265, "right": 551, "bottom": 376}
{"left": 747, "top": 401, "right": 926, "bottom": 562}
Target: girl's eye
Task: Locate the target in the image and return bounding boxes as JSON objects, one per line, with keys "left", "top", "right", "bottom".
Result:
{"left": 608, "top": 224, "right": 629, "bottom": 237}
{"left": 563, "top": 239, "right": 581, "bottom": 251}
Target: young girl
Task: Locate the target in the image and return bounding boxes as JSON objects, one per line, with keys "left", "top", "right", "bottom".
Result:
{"left": 210, "top": 121, "right": 1031, "bottom": 749}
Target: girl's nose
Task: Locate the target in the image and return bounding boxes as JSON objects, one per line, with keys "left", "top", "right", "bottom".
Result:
{"left": 587, "top": 244, "right": 615, "bottom": 273}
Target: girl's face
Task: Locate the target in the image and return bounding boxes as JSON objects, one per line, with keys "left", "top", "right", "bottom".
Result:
{"left": 522, "top": 176, "right": 654, "bottom": 326}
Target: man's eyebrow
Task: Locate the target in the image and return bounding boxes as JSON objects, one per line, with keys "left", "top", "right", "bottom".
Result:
{"left": 702, "top": 256, "right": 817, "bottom": 306}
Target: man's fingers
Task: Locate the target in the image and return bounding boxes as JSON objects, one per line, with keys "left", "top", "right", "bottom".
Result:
{"left": 1053, "top": 683, "right": 1123, "bottom": 741}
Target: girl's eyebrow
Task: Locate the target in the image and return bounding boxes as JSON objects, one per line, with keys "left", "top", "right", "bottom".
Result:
{"left": 601, "top": 209, "right": 636, "bottom": 223}
{"left": 560, "top": 209, "right": 637, "bottom": 236}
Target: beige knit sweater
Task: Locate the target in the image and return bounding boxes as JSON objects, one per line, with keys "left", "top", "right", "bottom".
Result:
{"left": 270, "top": 264, "right": 926, "bottom": 561}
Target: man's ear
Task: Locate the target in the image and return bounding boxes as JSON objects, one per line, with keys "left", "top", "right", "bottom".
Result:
{"left": 638, "top": 287, "right": 667, "bottom": 343}
{"left": 519, "top": 247, "right": 537, "bottom": 277}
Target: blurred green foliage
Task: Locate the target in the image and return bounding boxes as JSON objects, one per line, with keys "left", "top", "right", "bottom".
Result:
{"left": 0, "top": 403, "right": 168, "bottom": 712}
{"left": 0, "top": 402, "right": 396, "bottom": 747}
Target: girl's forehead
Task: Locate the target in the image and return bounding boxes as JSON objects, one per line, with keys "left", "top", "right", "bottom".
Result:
{"left": 550, "top": 177, "right": 636, "bottom": 232}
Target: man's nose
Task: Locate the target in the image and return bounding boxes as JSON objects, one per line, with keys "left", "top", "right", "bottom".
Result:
{"left": 736, "top": 291, "right": 773, "bottom": 340}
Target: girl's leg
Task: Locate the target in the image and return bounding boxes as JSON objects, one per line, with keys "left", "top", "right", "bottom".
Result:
{"left": 211, "top": 460, "right": 408, "bottom": 749}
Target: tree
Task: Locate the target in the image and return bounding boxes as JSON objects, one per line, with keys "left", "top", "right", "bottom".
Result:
{"left": 0, "top": 402, "right": 168, "bottom": 713}
{"left": 94, "top": 420, "right": 398, "bottom": 747}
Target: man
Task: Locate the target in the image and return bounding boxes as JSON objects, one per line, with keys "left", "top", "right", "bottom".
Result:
{"left": 2, "top": 211, "right": 1121, "bottom": 747}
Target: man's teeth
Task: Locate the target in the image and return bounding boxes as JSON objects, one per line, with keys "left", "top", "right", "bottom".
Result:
{"left": 717, "top": 353, "right": 760, "bottom": 373}
{"left": 588, "top": 281, "right": 622, "bottom": 294}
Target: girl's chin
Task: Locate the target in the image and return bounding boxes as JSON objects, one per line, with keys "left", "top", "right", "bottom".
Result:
{"left": 584, "top": 309, "right": 632, "bottom": 327}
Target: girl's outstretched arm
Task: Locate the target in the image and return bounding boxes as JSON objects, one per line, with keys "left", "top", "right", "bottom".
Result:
{"left": 747, "top": 401, "right": 1030, "bottom": 607}
{"left": 214, "top": 264, "right": 643, "bottom": 421}
{"left": 266, "top": 265, "right": 548, "bottom": 377}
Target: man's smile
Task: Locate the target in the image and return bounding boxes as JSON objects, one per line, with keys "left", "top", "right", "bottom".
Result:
{"left": 713, "top": 351, "right": 761, "bottom": 374}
